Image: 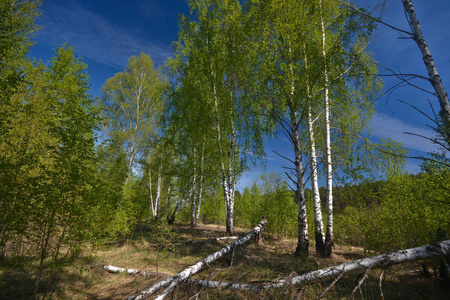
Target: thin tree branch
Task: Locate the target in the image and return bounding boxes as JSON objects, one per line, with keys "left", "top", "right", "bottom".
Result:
{"left": 379, "top": 269, "right": 386, "bottom": 300}
{"left": 318, "top": 271, "right": 345, "bottom": 299}
{"left": 273, "top": 150, "right": 295, "bottom": 165}
{"left": 334, "top": 0, "right": 413, "bottom": 36}
{"left": 396, "top": 99, "right": 437, "bottom": 124}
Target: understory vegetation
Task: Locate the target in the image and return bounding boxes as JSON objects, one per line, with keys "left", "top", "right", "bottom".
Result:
{"left": 1, "top": 222, "right": 448, "bottom": 299}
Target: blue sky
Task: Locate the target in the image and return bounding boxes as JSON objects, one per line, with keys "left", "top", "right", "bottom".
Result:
{"left": 31, "top": 0, "right": 450, "bottom": 189}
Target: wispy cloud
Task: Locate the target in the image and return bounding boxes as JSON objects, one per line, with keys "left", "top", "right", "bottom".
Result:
{"left": 371, "top": 113, "right": 439, "bottom": 153}
{"left": 36, "top": 1, "right": 172, "bottom": 68}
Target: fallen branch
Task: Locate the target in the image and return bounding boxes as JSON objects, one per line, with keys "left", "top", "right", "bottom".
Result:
{"left": 318, "top": 271, "right": 344, "bottom": 299}
{"left": 378, "top": 269, "right": 385, "bottom": 300}
{"left": 127, "top": 217, "right": 268, "bottom": 300}
{"left": 349, "top": 262, "right": 376, "bottom": 299}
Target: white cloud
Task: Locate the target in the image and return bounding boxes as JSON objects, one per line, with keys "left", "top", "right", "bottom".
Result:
{"left": 36, "top": 1, "right": 172, "bottom": 68}
{"left": 370, "top": 113, "right": 439, "bottom": 153}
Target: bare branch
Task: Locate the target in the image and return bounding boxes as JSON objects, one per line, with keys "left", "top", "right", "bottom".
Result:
{"left": 379, "top": 269, "right": 386, "bottom": 300}
{"left": 318, "top": 271, "right": 344, "bottom": 299}
{"left": 349, "top": 261, "right": 377, "bottom": 299}
{"left": 334, "top": 0, "right": 413, "bottom": 36}
{"left": 273, "top": 150, "right": 295, "bottom": 165}
{"left": 396, "top": 99, "right": 437, "bottom": 125}
{"left": 376, "top": 63, "right": 436, "bottom": 97}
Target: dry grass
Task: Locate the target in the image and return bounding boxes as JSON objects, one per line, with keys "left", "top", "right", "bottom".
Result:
{"left": 1, "top": 222, "right": 448, "bottom": 299}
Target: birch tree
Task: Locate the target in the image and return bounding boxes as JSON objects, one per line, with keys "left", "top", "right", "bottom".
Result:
{"left": 246, "top": 0, "right": 380, "bottom": 256}
{"left": 246, "top": 0, "right": 319, "bottom": 255}
{"left": 319, "top": 0, "right": 335, "bottom": 256}
{"left": 101, "top": 52, "right": 164, "bottom": 185}
{"left": 166, "top": 0, "right": 265, "bottom": 235}
{"left": 304, "top": 40, "right": 326, "bottom": 254}
{"left": 314, "top": 0, "right": 381, "bottom": 256}
{"left": 401, "top": 0, "right": 450, "bottom": 143}
{"left": 144, "top": 140, "right": 167, "bottom": 218}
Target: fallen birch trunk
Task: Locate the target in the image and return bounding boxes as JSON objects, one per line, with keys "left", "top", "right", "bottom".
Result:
{"left": 150, "top": 236, "right": 239, "bottom": 247}
{"left": 127, "top": 217, "right": 267, "bottom": 300}
{"left": 269, "top": 240, "right": 450, "bottom": 289}
{"left": 194, "top": 240, "right": 450, "bottom": 291}
{"left": 100, "top": 264, "right": 257, "bottom": 290}
{"left": 100, "top": 264, "right": 168, "bottom": 277}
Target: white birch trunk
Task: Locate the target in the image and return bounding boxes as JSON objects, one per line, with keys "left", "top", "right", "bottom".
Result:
{"left": 125, "top": 149, "right": 135, "bottom": 186}
{"left": 304, "top": 41, "right": 326, "bottom": 255}
{"left": 292, "top": 124, "right": 309, "bottom": 256}
{"left": 102, "top": 265, "right": 158, "bottom": 277}
{"left": 308, "top": 108, "right": 326, "bottom": 254}
{"left": 211, "top": 61, "right": 235, "bottom": 236}
{"left": 194, "top": 146, "right": 205, "bottom": 227}
{"left": 287, "top": 45, "right": 309, "bottom": 255}
{"left": 148, "top": 165, "right": 154, "bottom": 214}
{"left": 190, "top": 148, "right": 198, "bottom": 228}
{"left": 320, "top": 0, "right": 334, "bottom": 255}
{"left": 402, "top": 0, "right": 450, "bottom": 140}
{"left": 273, "top": 239, "right": 450, "bottom": 289}
{"left": 194, "top": 240, "right": 450, "bottom": 291}
{"left": 166, "top": 185, "right": 171, "bottom": 221}
{"left": 155, "top": 163, "right": 162, "bottom": 217}
{"left": 226, "top": 127, "right": 236, "bottom": 236}
{"left": 126, "top": 218, "right": 268, "bottom": 300}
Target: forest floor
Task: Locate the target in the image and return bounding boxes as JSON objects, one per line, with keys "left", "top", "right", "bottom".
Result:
{"left": 1, "top": 221, "right": 448, "bottom": 299}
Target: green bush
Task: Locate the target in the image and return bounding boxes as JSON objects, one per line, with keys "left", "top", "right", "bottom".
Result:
{"left": 335, "top": 170, "right": 450, "bottom": 253}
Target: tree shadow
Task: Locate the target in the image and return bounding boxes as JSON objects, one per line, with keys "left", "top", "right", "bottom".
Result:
{"left": 0, "top": 259, "right": 35, "bottom": 300}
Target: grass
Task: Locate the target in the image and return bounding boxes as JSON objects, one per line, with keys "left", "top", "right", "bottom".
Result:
{"left": 1, "top": 221, "right": 448, "bottom": 299}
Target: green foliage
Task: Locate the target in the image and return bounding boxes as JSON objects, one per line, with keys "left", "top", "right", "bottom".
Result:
{"left": 0, "top": 0, "right": 41, "bottom": 108}
{"left": 96, "top": 52, "right": 167, "bottom": 233}
{"left": 0, "top": 44, "right": 100, "bottom": 297}
{"left": 335, "top": 169, "right": 450, "bottom": 253}
{"left": 199, "top": 193, "right": 226, "bottom": 226}
{"left": 100, "top": 52, "right": 164, "bottom": 182}
{"left": 234, "top": 173, "right": 298, "bottom": 237}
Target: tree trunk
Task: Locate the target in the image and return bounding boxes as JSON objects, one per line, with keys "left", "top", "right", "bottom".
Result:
{"left": 320, "top": 0, "right": 334, "bottom": 256}
{"left": 211, "top": 65, "right": 235, "bottom": 236}
{"left": 127, "top": 218, "right": 268, "bottom": 300}
{"left": 190, "top": 149, "right": 198, "bottom": 228}
{"left": 167, "top": 196, "right": 183, "bottom": 225}
{"left": 286, "top": 46, "right": 309, "bottom": 256}
{"left": 194, "top": 146, "right": 205, "bottom": 227}
{"left": 101, "top": 264, "right": 159, "bottom": 277}
{"left": 308, "top": 108, "right": 326, "bottom": 255}
{"left": 194, "top": 240, "right": 450, "bottom": 292}
{"left": 304, "top": 41, "right": 326, "bottom": 256}
{"left": 292, "top": 124, "right": 309, "bottom": 256}
{"left": 155, "top": 163, "right": 162, "bottom": 217}
{"left": 225, "top": 152, "right": 236, "bottom": 236}
{"left": 125, "top": 148, "right": 136, "bottom": 186}
{"left": 148, "top": 165, "right": 154, "bottom": 214}
{"left": 166, "top": 185, "right": 171, "bottom": 221}
{"left": 402, "top": 0, "right": 450, "bottom": 142}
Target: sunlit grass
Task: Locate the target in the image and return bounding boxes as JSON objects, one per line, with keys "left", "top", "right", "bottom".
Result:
{"left": 1, "top": 222, "right": 448, "bottom": 299}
